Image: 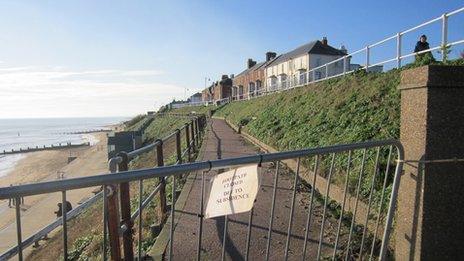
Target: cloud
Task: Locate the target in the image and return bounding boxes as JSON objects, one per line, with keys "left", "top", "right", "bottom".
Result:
{"left": 0, "top": 66, "right": 185, "bottom": 118}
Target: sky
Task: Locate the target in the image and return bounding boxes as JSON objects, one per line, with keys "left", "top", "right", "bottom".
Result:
{"left": 0, "top": 0, "right": 463, "bottom": 118}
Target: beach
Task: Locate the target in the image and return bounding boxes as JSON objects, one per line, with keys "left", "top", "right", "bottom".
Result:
{"left": 0, "top": 132, "right": 110, "bottom": 256}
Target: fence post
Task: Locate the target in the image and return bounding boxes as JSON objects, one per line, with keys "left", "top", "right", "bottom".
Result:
{"left": 185, "top": 123, "right": 191, "bottom": 162}
{"left": 441, "top": 13, "right": 448, "bottom": 62}
{"left": 365, "top": 46, "right": 370, "bottom": 72}
{"left": 195, "top": 117, "right": 200, "bottom": 147}
{"left": 190, "top": 120, "right": 196, "bottom": 153}
{"left": 155, "top": 140, "right": 167, "bottom": 223}
{"left": 343, "top": 56, "right": 347, "bottom": 75}
{"left": 397, "top": 32, "right": 402, "bottom": 68}
{"left": 395, "top": 65, "right": 464, "bottom": 260}
{"left": 175, "top": 129, "right": 182, "bottom": 164}
{"left": 117, "top": 151, "right": 134, "bottom": 261}
{"left": 107, "top": 160, "right": 122, "bottom": 261}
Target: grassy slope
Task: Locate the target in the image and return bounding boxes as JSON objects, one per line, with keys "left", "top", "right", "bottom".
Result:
{"left": 215, "top": 69, "right": 401, "bottom": 150}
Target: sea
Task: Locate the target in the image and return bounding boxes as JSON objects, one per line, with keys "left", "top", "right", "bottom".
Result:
{"left": 0, "top": 117, "right": 128, "bottom": 178}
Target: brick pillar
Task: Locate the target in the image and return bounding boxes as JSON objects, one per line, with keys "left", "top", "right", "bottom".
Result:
{"left": 396, "top": 65, "right": 464, "bottom": 260}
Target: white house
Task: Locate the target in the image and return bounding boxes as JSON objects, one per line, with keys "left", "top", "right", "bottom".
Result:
{"left": 189, "top": 92, "right": 202, "bottom": 104}
{"left": 265, "top": 37, "right": 348, "bottom": 90}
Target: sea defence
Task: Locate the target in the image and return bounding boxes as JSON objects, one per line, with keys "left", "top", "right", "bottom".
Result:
{"left": 1, "top": 142, "right": 91, "bottom": 155}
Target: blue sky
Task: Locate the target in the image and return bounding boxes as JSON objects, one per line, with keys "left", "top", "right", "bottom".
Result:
{"left": 0, "top": 0, "right": 463, "bottom": 118}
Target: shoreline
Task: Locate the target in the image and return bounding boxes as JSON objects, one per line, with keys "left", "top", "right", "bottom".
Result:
{"left": 0, "top": 131, "right": 111, "bottom": 256}
{"left": 0, "top": 133, "right": 104, "bottom": 188}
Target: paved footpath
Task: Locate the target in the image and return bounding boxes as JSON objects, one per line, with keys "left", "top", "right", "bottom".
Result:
{"left": 166, "top": 119, "right": 338, "bottom": 260}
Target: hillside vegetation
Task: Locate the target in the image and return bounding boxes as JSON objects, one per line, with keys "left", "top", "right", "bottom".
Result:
{"left": 216, "top": 69, "right": 401, "bottom": 149}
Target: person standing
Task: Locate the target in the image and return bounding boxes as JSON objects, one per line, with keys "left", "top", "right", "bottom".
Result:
{"left": 414, "top": 34, "right": 434, "bottom": 61}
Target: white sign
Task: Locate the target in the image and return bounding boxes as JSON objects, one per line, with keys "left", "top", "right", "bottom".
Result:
{"left": 204, "top": 165, "right": 260, "bottom": 219}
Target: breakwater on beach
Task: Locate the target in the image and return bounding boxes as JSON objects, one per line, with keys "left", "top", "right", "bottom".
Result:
{"left": 1, "top": 142, "right": 91, "bottom": 155}
{"left": 0, "top": 117, "right": 128, "bottom": 178}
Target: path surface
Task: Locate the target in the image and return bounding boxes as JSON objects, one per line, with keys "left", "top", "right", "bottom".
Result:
{"left": 0, "top": 136, "right": 109, "bottom": 257}
{"left": 168, "top": 119, "right": 340, "bottom": 260}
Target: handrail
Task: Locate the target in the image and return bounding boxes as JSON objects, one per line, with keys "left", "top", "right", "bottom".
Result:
{"left": 0, "top": 192, "right": 103, "bottom": 260}
{"left": 222, "top": 6, "right": 464, "bottom": 105}
{"left": 0, "top": 139, "right": 402, "bottom": 199}
{"left": 0, "top": 113, "right": 206, "bottom": 261}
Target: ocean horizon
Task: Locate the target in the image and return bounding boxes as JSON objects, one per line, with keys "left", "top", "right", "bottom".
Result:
{"left": 0, "top": 116, "right": 129, "bottom": 178}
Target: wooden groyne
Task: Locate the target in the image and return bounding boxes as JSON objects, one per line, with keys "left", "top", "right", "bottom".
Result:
{"left": 1, "top": 142, "right": 91, "bottom": 155}
{"left": 55, "top": 129, "right": 111, "bottom": 135}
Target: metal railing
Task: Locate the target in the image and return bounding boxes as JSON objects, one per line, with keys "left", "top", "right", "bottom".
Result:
{"left": 0, "top": 114, "right": 207, "bottom": 261}
{"left": 224, "top": 7, "right": 464, "bottom": 102}
{"left": 1, "top": 137, "right": 404, "bottom": 260}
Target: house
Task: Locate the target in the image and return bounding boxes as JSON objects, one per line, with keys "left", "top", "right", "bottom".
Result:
{"left": 265, "top": 37, "right": 348, "bottom": 91}
{"left": 202, "top": 84, "right": 214, "bottom": 102}
{"left": 213, "top": 75, "right": 233, "bottom": 101}
{"left": 202, "top": 75, "right": 233, "bottom": 103}
{"left": 189, "top": 92, "right": 202, "bottom": 104}
{"left": 232, "top": 52, "right": 278, "bottom": 100}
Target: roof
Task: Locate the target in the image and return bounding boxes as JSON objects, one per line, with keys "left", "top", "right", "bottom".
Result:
{"left": 235, "top": 61, "right": 264, "bottom": 78}
{"left": 267, "top": 40, "right": 346, "bottom": 66}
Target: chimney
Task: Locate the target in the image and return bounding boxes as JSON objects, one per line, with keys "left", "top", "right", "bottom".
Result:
{"left": 340, "top": 45, "right": 347, "bottom": 54}
{"left": 265, "top": 52, "right": 277, "bottom": 61}
{"left": 230, "top": 74, "right": 234, "bottom": 79}
{"left": 247, "top": 58, "right": 257, "bottom": 69}
{"left": 221, "top": 74, "right": 228, "bottom": 80}
{"left": 322, "top": 37, "right": 328, "bottom": 46}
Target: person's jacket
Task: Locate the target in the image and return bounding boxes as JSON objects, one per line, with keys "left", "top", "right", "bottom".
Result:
{"left": 414, "top": 41, "right": 430, "bottom": 53}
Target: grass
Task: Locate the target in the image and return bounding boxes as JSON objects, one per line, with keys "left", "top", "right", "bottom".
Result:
{"left": 215, "top": 69, "right": 401, "bottom": 148}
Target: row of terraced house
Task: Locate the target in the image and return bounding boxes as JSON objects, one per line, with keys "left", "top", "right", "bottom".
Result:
{"left": 184, "top": 37, "right": 382, "bottom": 106}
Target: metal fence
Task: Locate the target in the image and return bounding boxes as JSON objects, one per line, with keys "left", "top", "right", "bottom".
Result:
{"left": 225, "top": 7, "right": 464, "bottom": 102}
{"left": 0, "top": 114, "right": 206, "bottom": 261}
{"left": 0, "top": 136, "right": 403, "bottom": 260}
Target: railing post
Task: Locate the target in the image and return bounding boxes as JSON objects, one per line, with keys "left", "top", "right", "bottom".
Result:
{"left": 185, "top": 123, "right": 191, "bottom": 162}
{"left": 175, "top": 129, "right": 182, "bottom": 164}
{"left": 195, "top": 117, "right": 200, "bottom": 146}
{"left": 325, "top": 64, "right": 329, "bottom": 79}
{"left": 397, "top": 32, "right": 402, "bottom": 68}
{"left": 190, "top": 120, "right": 196, "bottom": 154}
{"left": 365, "top": 46, "right": 370, "bottom": 72}
{"left": 156, "top": 139, "right": 167, "bottom": 222}
{"left": 441, "top": 13, "right": 448, "bottom": 62}
{"left": 107, "top": 160, "right": 122, "bottom": 261}
{"left": 117, "top": 152, "right": 134, "bottom": 261}
{"left": 343, "top": 56, "right": 347, "bottom": 75}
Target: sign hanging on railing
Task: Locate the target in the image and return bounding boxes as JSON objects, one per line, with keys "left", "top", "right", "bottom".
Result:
{"left": 205, "top": 165, "right": 260, "bottom": 219}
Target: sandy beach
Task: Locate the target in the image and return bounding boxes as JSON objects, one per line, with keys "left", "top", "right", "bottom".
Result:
{"left": 0, "top": 132, "right": 109, "bottom": 257}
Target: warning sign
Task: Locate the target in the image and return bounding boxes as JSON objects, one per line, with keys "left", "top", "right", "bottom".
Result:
{"left": 204, "top": 165, "right": 260, "bottom": 219}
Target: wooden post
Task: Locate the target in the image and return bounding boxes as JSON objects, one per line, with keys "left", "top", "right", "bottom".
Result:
{"left": 117, "top": 152, "right": 134, "bottom": 261}
{"left": 185, "top": 123, "right": 191, "bottom": 162}
{"left": 190, "top": 120, "right": 196, "bottom": 153}
{"left": 156, "top": 140, "right": 167, "bottom": 222}
{"left": 195, "top": 117, "right": 200, "bottom": 146}
{"left": 176, "top": 129, "right": 182, "bottom": 164}
{"left": 106, "top": 183, "right": 121, "bottom": 260}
